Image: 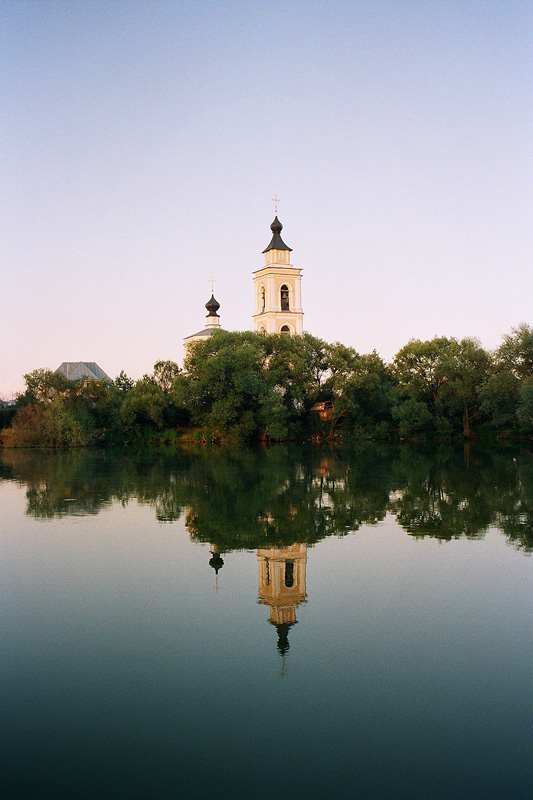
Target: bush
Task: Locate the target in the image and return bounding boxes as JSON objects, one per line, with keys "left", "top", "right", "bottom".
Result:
{"left": 392, "top": 399, "right": 433, "bottom": 437}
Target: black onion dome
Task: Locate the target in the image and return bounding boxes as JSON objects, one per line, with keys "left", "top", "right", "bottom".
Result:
{"left": 209, "top": 552, "right": 224, "bottom": 574}
{"left": 262, "top": 216, "right": 292, "bottom": 253}
{"left": 205, "top": 294, "right": 220, "bottom": 316}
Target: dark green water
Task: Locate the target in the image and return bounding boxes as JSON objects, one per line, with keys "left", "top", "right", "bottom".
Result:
{"left": 1, "top": 444, "right": 531, "bottom": 799}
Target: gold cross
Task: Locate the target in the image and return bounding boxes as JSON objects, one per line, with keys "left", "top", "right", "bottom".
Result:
{"left": 272, "top": 195, "right": 280, "bottom": 215}
{"left": 209, "top": 276, "right": 216, "bottom": 294}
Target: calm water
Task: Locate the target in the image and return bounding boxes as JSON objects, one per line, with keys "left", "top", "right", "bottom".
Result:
{"left": 1, "top": 443, "right": 531, "bottom": 800}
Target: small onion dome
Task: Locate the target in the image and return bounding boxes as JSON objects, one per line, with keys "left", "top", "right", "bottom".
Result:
{"left": 262, "top": 216, "right": 292, "bottom": 253}
{"left": 205, "top": 294, "right": 220, "bottom": 316}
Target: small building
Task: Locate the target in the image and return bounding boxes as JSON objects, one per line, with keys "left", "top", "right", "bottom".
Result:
{"left": 311, "top": 400, "right": 335, "bottom": 421}
{"left": 56, "top": 362, "right": 111, "bottom": 382}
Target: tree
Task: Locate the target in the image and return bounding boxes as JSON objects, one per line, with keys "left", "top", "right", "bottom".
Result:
{"left": 392, "top": 337, "right": 490, "bottom": 437}
{"left": 323, "top": 345, "right": 391, "bottom": 437}
{"left": 179, "top": 330, "right": 285, "bottom": 442}
{"left": 438, "top": 338, "right": 491, "bottom": 437}
{"left": 23, "top": 368, "right": 71, "bottom": 403}
{"left": 1, "top": 399, "right": 88, "bottom": 447}
{"left": 479, "top": 371, "right": 520, "bottom": 428}
{"left": 260, "top": 333, "right": 328, "bottom": 432}
{"left": 516, "top": 378, "right": 533, "bottom": 431}
{"left": 114, "top": 371, "right": 134, "bottom": 396}
{"left": 392, "top": 398, "right": 434, "bottom": 437}
{"left": 495, "top": 324, "right": 533, "bottom": 379}
{"left": 120, "top": 376, "right": 167, "bottom": 438}
{"left": 153, "top": 360, "right": 181, "bottom": 395}
{"left": 392, "top": 337, "right": 454, "bottom": 415}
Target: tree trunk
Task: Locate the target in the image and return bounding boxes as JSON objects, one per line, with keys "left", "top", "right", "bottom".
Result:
{"left": 463, "top": 404, "right": 472, "bottom": 438}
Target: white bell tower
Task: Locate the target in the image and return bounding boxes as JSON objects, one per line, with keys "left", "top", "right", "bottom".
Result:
{"left": 253, "top": 209, "right": 303, "bottom": 335}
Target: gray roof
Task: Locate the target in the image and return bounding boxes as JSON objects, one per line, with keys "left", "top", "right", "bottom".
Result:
{"left": 56, "top": 362, "right": 111, "bottom": 381}
{"left": 183, "top": 329, "right": 216, "bottom": 340}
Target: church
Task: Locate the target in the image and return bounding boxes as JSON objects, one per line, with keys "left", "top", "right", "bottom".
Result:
{"left": 183, "top": 212, "right": 304, "bottom": 350}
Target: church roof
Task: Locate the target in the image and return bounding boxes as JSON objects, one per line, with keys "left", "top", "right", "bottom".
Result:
{"left": 56, "top": 362, "right": 111, "bottom": 381}
{"left": 262, "top": 216, "right": 292, "bottom": 253}
{"left": 183, "top": 328, "right": 217, "bottom": 341}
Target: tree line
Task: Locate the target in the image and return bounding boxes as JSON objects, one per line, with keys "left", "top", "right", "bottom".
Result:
{"left": 1, "top": 323, "right": 532, "bottom": 446}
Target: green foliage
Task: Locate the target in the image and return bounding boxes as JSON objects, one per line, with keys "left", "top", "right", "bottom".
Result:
{"left": 23, "top": 368, "right": 71, "bottom": 402}
{"left": 3, "top": 325, "right": 531, "bottom": 448}
{"left": 153, "top": 360, "right": 181, "bottom": 394}
{"left": 392, "top": 398, "right": 434, "bottom": 437}
{"left": 323, "top": 345, "right": 392, "bottom": 437}
{"left": 392, "top": 337, "right": 491, "bottom": 436}
{"left": 479, "top": 371, "right": 520, "bottom": 428}
{"left": 1, "top": 400, "right": 89, "bottom": 447}
{"left": 120, "top": 376, "right": 167, "bottom": 438}
{"left": 392, "top": 337, "right": 452, "bottom": 411}
{"left": 181, "top": 331, "right": 282, "bottom": 442}
{"left": 437, "top": 338, "right": 491, "bottom": 436}
{"left": 114, "top": 370, "right": 134, "bottom": 396}
{"left": 516, "top": 379, "right": 533, "bottom": 431}
{"left": 495, "top": 323, "right": 533, "bottom": 379}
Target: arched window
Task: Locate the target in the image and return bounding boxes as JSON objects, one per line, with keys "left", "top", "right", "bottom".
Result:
{"left": 284, "top": 560, "right": 294, "bottom": 588}
{"left": 280, "top": 284, "right": 290, "bottom": 311}
{"left": 280, "top": 325, "right": 291, "bottom": 335}
{"left": 260, "top": 286, "right": 266, "bottom": 313}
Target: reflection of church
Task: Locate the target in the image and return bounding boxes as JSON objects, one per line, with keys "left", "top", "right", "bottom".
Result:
{"left": 184, "top": 211, "right": 304, "bottom": 349}
{"left": 207, "top": 542, "right": 308, "bottom": 664}
{"left": 258, "top": 544, "right": 307, "bottom": 658}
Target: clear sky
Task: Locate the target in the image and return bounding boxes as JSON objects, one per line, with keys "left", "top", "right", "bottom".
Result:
{"left": 2, "top": 0, "right": 531, "bottom": 398}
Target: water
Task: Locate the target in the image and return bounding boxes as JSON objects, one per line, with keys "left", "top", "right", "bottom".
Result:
{"left": 1, "top": 444, "right": 531, "bottom": 799}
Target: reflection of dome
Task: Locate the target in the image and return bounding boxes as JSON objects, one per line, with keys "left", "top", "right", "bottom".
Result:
{"left": 209, "top": 551, "right": 224, "bottom": 574}
{"left": 275, "top": 621, "right": 296, "bottom": 657}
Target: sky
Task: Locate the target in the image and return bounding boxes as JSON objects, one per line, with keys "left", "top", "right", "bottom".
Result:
{"left": 1, "top": 0, "right": 531, "bottom": 398}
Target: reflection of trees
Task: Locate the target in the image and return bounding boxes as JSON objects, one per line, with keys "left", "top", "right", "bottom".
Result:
{"left": 388, "top": 444, "right": 533, "bottom": 551}
{"left": 0, "top": 448, "right": 190, "bottom": 520}
{"left": 1, "top": 443, "right": 531, "bottom": 552}
{"left": 388, "top": 446, "right": 493, "bottom": 540}
{"left": 492, "top": 452, "right": 533, "bottom": 552}
{"left": 184, "top": 445, "right": 392, "bottom": 549}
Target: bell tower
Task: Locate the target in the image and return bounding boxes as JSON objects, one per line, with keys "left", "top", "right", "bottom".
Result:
{"left": 253, "top": 213, "right": 303, "bottom": 335}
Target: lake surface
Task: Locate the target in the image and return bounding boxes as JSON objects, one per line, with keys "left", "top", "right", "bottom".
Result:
{"left": 1, "top": 443, "right": 531, "bottom": 799}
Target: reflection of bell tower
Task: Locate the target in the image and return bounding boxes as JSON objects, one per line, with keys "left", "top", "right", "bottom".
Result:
{"left": 257, "top": 544, "right": 307, "bottom": 662}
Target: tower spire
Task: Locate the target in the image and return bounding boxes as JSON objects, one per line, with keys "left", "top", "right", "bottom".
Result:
{"left": 254, "top": 209, "right": 303, "bottom": 335}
